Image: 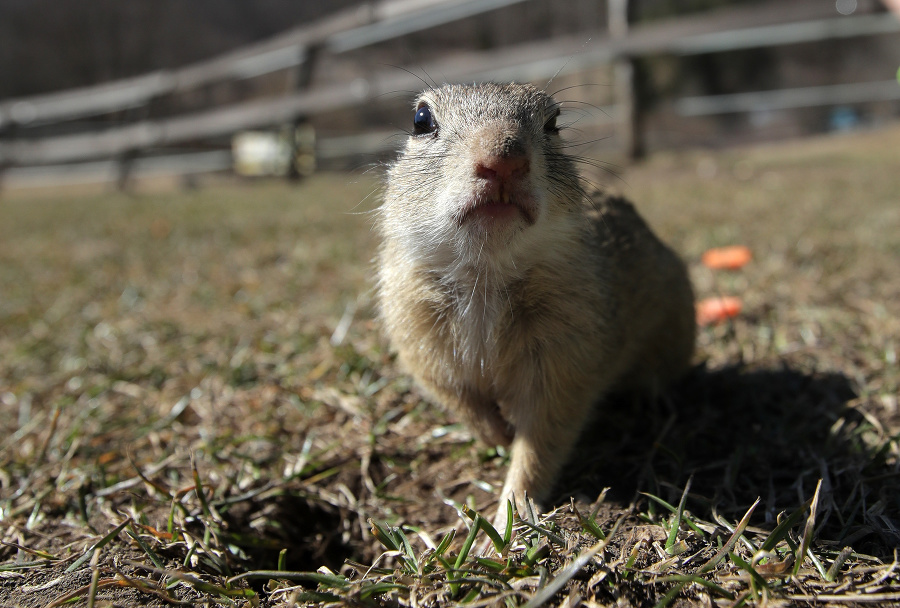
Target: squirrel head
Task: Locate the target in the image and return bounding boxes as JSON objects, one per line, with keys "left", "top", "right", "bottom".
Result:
{"left": 381, "top": 82, "right": 584, "bottom": 273}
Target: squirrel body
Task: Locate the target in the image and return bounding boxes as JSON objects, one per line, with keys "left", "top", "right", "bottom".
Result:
{"left": 377, "top": 83, "right": 695, "bottom": 515}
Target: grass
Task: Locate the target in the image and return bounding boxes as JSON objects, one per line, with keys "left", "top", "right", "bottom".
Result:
{"left": 1, "top": 124, "right": 899, "bottom": 607}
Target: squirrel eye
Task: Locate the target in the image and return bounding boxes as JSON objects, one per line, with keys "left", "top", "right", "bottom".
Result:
{"left": 413, "top": 104, "right": 436, "bottom": 135}
{"left": 544, "top": 110, "right": 560, "bottom": 133}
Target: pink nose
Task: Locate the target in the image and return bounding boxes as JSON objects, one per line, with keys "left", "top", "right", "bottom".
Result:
{"left": 474, "top": 153, "right": 530, "bottom": 183}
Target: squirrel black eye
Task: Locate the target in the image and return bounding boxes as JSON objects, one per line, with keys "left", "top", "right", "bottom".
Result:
{"left": 413, "top": 104, "right": 436, "bottom": 135}
{"left": 544, "top": 109, "right": 560, "bottom": 133}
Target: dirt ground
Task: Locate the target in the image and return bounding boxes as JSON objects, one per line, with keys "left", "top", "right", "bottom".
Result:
{"left": 1, "top": 125, "right": 898, "bottom": 606}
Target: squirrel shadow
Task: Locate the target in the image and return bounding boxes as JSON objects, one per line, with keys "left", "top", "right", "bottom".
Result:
{"left": 560, "top": 362, "right": 900, "bottom": 556}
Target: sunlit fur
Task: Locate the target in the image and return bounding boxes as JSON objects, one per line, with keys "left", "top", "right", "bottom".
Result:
{"left": 376, "top": 83, "right": 695, "bottom": 519}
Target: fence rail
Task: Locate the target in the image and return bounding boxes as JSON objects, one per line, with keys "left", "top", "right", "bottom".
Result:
{"left": 0, "top": 0, "right": 530, "bottom": 129}
{"left": 677, "top": 80, "right": 900, "bottom": 117}
{"left": 2, "top": 151, "right": 232, "bottom": 189}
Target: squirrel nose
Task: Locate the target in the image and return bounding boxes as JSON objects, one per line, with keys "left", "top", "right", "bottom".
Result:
{"left": 474, "top": 153, "right": 530, "bottom": 183}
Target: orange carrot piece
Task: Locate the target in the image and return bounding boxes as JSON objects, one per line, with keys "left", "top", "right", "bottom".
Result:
{"left": 696, "top": 296, "right": 742, "bottom": 326}
{"left": 701, "top": 245, "right": 752, "bottom": 270}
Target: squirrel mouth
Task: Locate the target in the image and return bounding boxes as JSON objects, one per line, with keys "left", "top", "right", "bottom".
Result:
{"left": 457, "top": 191, "right": 536, "bottom": 226}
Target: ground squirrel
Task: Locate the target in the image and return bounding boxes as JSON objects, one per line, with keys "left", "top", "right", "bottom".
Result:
{"left": 376, "top": 82, "right": 695, "bottom": 521}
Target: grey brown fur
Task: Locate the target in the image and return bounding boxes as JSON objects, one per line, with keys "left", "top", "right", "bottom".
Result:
{"left": 376, "top": 83, "right": 695, "bottom": 519}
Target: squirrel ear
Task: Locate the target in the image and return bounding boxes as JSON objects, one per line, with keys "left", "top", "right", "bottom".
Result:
{"left": 414, "top": 103, "right": 437, "bottom": 135}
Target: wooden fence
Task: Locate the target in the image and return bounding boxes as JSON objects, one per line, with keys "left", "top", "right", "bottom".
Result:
{"left": 1, "top": 0, "right": 898, "bottom": 187}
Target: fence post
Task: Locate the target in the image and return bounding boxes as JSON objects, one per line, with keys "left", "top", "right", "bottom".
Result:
{"left": 0, "top": 122, "right": 13, "bottom": 195}
{"left": 116, "top": 149, "right": 137, "bottom": 192}
{"left": 287, "top": 44, "right": 319, "bottom": 181}
{"left": 114, "top": 100, "right": 153, "bottom": 192}
{"left": 608, "top": 0, "right": 644, "bottom": 160}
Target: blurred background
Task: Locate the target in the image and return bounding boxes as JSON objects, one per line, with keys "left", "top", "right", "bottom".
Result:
{"left": 0, "top": 0, "right": 898, "bottom": 191}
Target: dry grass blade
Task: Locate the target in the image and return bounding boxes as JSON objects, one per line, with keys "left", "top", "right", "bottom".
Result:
{"left": 86, "top": 549, "right": 101, "bottom": 608}
{"left": 228, "top": 569, "right": 349, "bottom": 587}
{"left": 110, "top": 563, "right": 199, "bottom": 606}
{"left": 0, "top": 540, "right": 58, "bottom": 561}
{"left": 698, "top": 497, "right": 759, "bottom": 573}
{"left": 123, "top": 560, "right": 257, "bottom": 599}
{"left": 92, "top": 453, "right": 181, "bottom": 498}
{"left": 859, "top": 549, "right": 898, "bottom": 589}
{"left": 190, "top": 454, "right": 214, "bottom": 521}
{"left": 785, "top": 592, "right": 900, "bottom": 603}
{"left": 34, "top": 405, "right": 61, "bottom": 467}
{"left": 794, "top": 479, "right": 823, "bottom": 576}
{"left": 825, "top": 546, "right": 853, "bottom": 582}
{"left": 47, "top": 578, "right": 126, "bottom": 608}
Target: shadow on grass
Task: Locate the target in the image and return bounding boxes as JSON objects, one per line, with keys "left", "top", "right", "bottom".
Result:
{"left": 562, "top": 363, "right": 900, "bottom": 557}
{"left": 217, "top": 492, "right": 352, "bottom": 574}
{"left": 212, "top": 362, "right": 899, "bottom": 577}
